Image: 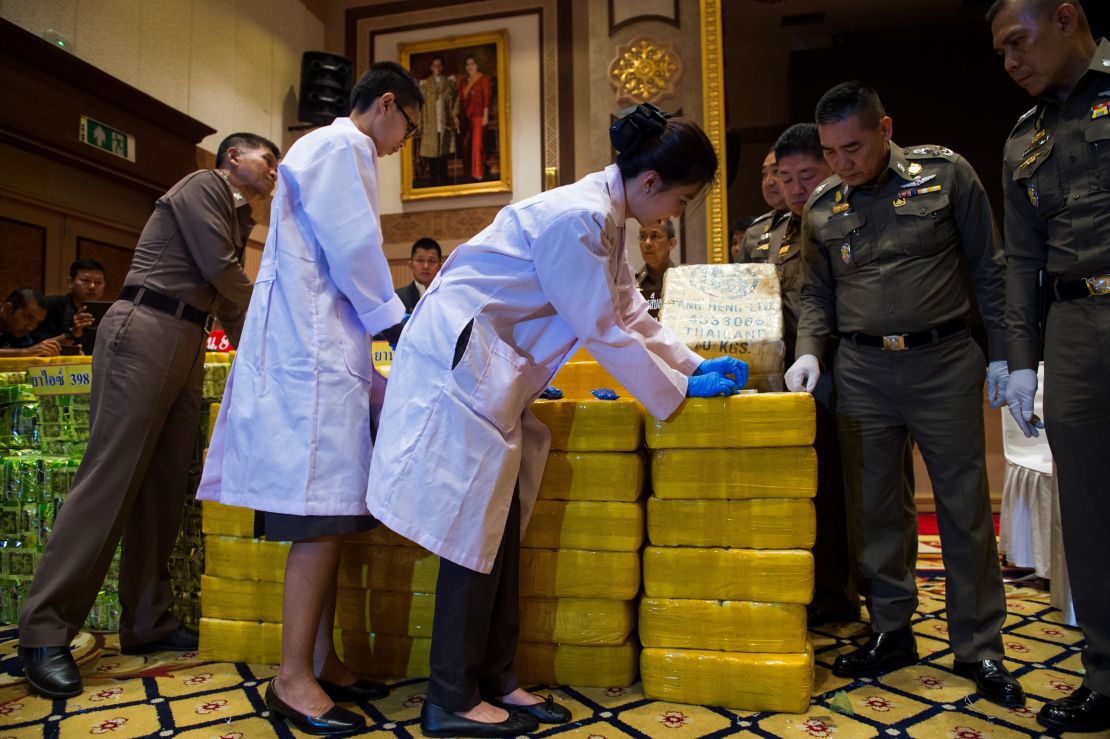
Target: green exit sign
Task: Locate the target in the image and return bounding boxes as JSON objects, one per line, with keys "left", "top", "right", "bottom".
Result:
{"left": 79, "top": 115, "right": 136, "bottom": 162}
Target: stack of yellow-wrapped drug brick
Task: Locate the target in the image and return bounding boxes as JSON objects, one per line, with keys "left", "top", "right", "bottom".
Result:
{"left": 515, "top": 354, "right": 642, "bottom": 687}
{"left": 638, "top": 392, "right": 818, "bottom": 713}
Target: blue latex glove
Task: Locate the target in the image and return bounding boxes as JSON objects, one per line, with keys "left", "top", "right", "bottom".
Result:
{"left": 686, "top": 372, "right": 738, "bottom": 397}
{"left": 539, "top": 386, "right": 564, "bottom": 400}
{"left": 590, "top": 388, "right": 619, "bottom": 400}
{"left": 986, "top": 360, "right": 1009, "bottom": 409}
{"left": 1005, "top": 368, "right": 1045, "bottom": 438}
{"left": 694, "top": 356, "right": 749, "bottom": 388}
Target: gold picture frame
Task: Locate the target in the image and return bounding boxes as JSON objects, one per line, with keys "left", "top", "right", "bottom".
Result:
{"left": 400, "top": 30, "right": 511, "bottom": 201}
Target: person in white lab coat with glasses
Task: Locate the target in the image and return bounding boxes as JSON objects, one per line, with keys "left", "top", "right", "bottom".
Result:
{"left": 368, "top": 104, "right": 748, "bottom": 738}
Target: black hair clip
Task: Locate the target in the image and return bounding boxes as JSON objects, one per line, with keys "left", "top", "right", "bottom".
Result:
{"left": 610, "top": 103, "right": 671, "bottom": 154}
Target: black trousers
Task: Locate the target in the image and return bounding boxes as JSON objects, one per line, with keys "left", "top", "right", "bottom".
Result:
{"left": 1043, "top": 297, "right": 1110, "bottom": 695}
{"left": 427, "top": 489, "right": 522, "bottom": 711}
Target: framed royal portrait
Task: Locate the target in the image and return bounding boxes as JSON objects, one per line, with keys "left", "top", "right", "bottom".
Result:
{"left": 399, "top": 30, "right": 511, "bottom": 201}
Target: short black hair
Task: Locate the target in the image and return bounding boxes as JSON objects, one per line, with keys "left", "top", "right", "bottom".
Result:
{"left": 986, "top": 0, "right": 1087, "bottom": 25}
{"left": 69, "top": 259, "right": 105, "bottom": 279}
{"left": 216, "top": 133, "right": 281, "bottom": 168}
{"left": 815, "top": 81, "right": 887, "bottom": 129}
{"left": 774, "top": 123, "right": 823, "bottom": 162}
{"left": 411, "top": 237, "right": 442, "bottom": 259}
{"left": 616, "top": 118, "right": 718, "bottom": 190}
{"left": 5, "top": 288, "right": 48, "bottom": 311}
{"left": 350, "top": 61, "right": 424, "bottom": 115}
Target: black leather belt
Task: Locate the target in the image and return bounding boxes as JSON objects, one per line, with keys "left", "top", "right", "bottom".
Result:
{"left": 846, "top": 319, "right": 966, "bottom": 351}
{"left": 118, "top": 285, "right": 214, "bottom": 331}
{"left": 1051, "top": 274, "right": 1110, "bottom": 301}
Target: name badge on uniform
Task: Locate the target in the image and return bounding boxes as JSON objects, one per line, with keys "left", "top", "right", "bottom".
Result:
{"left": 840, "top": 243, "right": 852, "bottom": 264}
{"left": 1027, "top": 184, "right": 1040, "bottom": 208}
{"left": 1093, "top": 100, "right": 1109, "bottom": 119}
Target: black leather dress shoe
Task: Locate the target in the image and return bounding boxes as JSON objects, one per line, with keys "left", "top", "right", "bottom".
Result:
{"left": 264, "top": 680, "right": 365, "bottom": 736}
{"left": 492, "top": 693, "right": 572, "bottom": 724}
{"left": 421, "top": 701, "right": 539, "bottom": 737}
{"left": 953, "top": 659, "right": 1025, "bottom": 707}
{"left": 319, "top": 677, "right": 389, "bottom": 702}
{"left": 833, "top": 625, "right": 919, "bottom": 678}
{"left": 1038, "top": 686, "right": 1110, "bottom": 733}
{"left": 19, "top": 645, "right": 83, "bottom": 699}
{"left": 120, "top": 625, "right": 199, "bottom": 655}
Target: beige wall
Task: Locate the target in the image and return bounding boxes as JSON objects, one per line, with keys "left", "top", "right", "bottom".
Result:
{"left": 0, "top": 0, "right": 325, "bottom": 155}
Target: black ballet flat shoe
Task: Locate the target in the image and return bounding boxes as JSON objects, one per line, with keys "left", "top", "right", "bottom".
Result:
{"left": 319, "top": 677, "right": 389, "bottom": 702}
{"left": 953, "top": 659, "right": 1026, "bottom": 707}
{"left": 264, "top": 680, "right": 365, "bottom": 736}
{"left": 420, "top": 700, "right": 539, "bottom": 737}
{"left": 1037, "top": 686, "right": 1110, "bottom": 733}
{"left": 832, "top": 625, "right": 919, "bottom": 678}
{"left": 19, "top": 645, "right": 83, "bottom": 699}
{"left": 492, "top": 693, "right": 572, "bottom": 724}
{"left": 120, "top": 625, "right": 199, "bottom": 655}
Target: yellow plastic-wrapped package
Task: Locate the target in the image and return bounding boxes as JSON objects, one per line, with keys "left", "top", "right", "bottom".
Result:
{"left": 336, "top": 632, "right": 432, "bottom": 678}
{"left": 641, "top": 641, "right": 814, "bottom": 714}
{"left": 651, "top": 447, "right": 816, "bottom": 500}
{"left": 206, "top": 402, "right": 220, "bottom": 445}
{"left": 201, "top": 501, "right": 256, "bottom": 538}
{"left": 522, "top": 500, "right": 644, "bottom": 552}
{"left": 548, "top": 360, "right": 629, "bottom": 399}
{"left": 519, "top": 597, "right": 636, "bottom": 645}
{"left": 642, "top": 546, "right": 813, "bottom": 603}
{"left": 199, "top": 617, "right": 282, "bottom": 664}
{"left": 639, "top": 598, "right": 807, "bottom": 653}
{"left": 516, "top": 639, "right": 639, "bottom": 688}
{"left": 337, "top": 544, "right": 440, "bottom": 592}
{"left": 520, "top": 548, "right": 641, "bottom": 600}
{"left": 204, "top": 535, "right": 290, "bottom": 582}
{"left": 644, "top": 393, "right": 815, "bottom": 449}
{"left": 647, "top": 497, "right": 815, "bottom": 549}
{"left": 200, "top": 575, "right": 283, "bottom": 622}
{"left": 537, "top": 451, "right": 644, "bottom": 501}
{"left": 531, "top": 398, "right": 643, "bottom": 452}
{"left": 334, "top": 589, "right": 435, "bottom": 637}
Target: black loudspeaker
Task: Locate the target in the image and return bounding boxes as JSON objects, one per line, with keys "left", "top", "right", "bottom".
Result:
{"left": 297, "top": 51, "right": 354, "bottom": 126}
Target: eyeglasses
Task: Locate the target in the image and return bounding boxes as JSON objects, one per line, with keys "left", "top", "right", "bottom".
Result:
{"left": 399, "top": 105, "right": 418, "bottom": 139}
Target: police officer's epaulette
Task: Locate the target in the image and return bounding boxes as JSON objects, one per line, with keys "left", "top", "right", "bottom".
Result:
{"left": 1007, "top": 105, "right": 1039, "bottom": 139}
{"left": 807, "top": 174, "right": 843, "bottom": 207}
{"left": 904, "top": 145, "right": 957, "bottom": 160}
{"left": 750, "top": 209, "right": 776, "bottom": 225}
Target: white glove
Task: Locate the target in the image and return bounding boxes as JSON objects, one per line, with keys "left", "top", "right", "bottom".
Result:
{"left": 986, "top": 360, "right": 1009, "bottom": 409}
{"left": 1005, "top": 368, "right": 1045, "bottom": 438}
{"left": 785, "top": 354, "right": 820, "bottom": 393}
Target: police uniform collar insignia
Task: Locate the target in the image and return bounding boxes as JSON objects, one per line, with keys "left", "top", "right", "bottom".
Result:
{"left": 907, "top": 162, "right": 923, "bottom": 176}
{"left": 1020, "top": 151, "right": 1043, "bottom": 170}
{"left": 233, "top": 192, "right": 243, "bottom": 201}
{"left": 834, "top": 190, "right": 843, "bottom": 203}
{"left": 831, "top": 203, "right": 851, "bottom": 215}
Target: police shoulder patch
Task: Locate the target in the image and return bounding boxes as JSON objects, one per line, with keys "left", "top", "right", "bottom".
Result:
{"left": 751, "top": 209, "right": 775, "bottom": 225}
{"left": 907, "top": 145, "right": 956, "bottom": 160}
{"left": 810, "top": 174, "right": 842, "bottom": 201}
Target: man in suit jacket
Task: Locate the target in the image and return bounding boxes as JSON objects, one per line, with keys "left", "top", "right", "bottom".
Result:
{"left": 396, "top": 237, "right": 442, "bottom": 313}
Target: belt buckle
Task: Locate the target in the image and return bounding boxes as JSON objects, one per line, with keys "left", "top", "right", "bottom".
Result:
{"left": 882, "top": 334, "right": 907, "bottom": 351}
{"left": 1085, "top": 275, "right": 1110, "bottom": 296}
{"left": 203, "top": 315, "right": 216, "bottom": 333}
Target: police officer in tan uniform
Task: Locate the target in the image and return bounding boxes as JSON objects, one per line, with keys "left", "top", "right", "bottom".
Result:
{"left": 18, "top": 133, "right": 279, "bottom": 699}
{"left": 990, "top": 0, "right": 1110, "bottom": 731}
{"left": 738, "top": 148, "right": 790, "bottom": 264}
{"left": 785, "top": 82, "right": 1024, "bottom": 707}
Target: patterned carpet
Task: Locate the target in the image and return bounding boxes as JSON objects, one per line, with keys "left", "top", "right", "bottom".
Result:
{"left": 0, "top": 576, "right": 1093, "bottom": 738}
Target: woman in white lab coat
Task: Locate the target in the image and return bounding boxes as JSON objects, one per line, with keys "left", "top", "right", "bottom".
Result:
{"left": 199, "top": 63, "right": 423, "bottom": 737}
{"left": 367, "top": 105, "right": 748, "bottom": 738}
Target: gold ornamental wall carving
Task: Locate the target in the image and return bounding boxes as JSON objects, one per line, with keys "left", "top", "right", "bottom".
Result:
{"left": 700, "top": 0, "right": 726, "bottom": 264}
{"left": 608, "top": 36, "right": 683, "bottom": 105}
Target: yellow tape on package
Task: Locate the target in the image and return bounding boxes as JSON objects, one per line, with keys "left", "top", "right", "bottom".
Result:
{"left": 204, "top": 536, "right": 290, "bottom": 582}
{"left": 538, "top": 452, "right": 644, "bottom": 502}
{"left": 199, "top": 617, "right": 282, "bottom": 664}
{"left": 531, "top": 399, "right": 643, "bottom": 452}
{"left": 522, "top": 500, "right": 644, "bottom": 552}
{"left": 641, "top": 641, "right": 814, "bottom": 714}
{"left": 647, "top": 497, "right": 815, "bottom": 549}
{"left": 520, "top": 597, "right": 636, "bottom": 646}
{"left": 337, "top": 544, "right": 440, "bottom": 592}
{"left": 642, "top": 546, "right": 813, "bottom": 603}
{"left": 200, "top": 575, "right": 283, "bottom": 622}
{"left": 520, "top": 548, "right": 640, "bottom": 600}
{"left": 639, "top": 598, "right": 807, "bottom": 653}
{"left": 334, "top": 589, "right": 435, "bottom": 638}
{"left": 336, "top": 632, "right": 432, "bottom": 678}
{"left": 644, "top": 393, "right": 815, "bottom": 449}
{"left": 549, "top": 360, "right": 629, "bottom": 399}
{"left": 651, "top": 447, "right": 816, "bottom": 500}
{"left": 201, "top": 501, "right": 256, "bottom": 538}
{"left": 517, "top": 640, "right": 638, "bottom": 688}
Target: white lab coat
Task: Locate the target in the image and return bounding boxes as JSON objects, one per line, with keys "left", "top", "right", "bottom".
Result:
{"left": 367, "top": 164, "right": 701, "bottom": 572}
{"left": 198, "top": 117, "right": 404, "bottom": 516}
